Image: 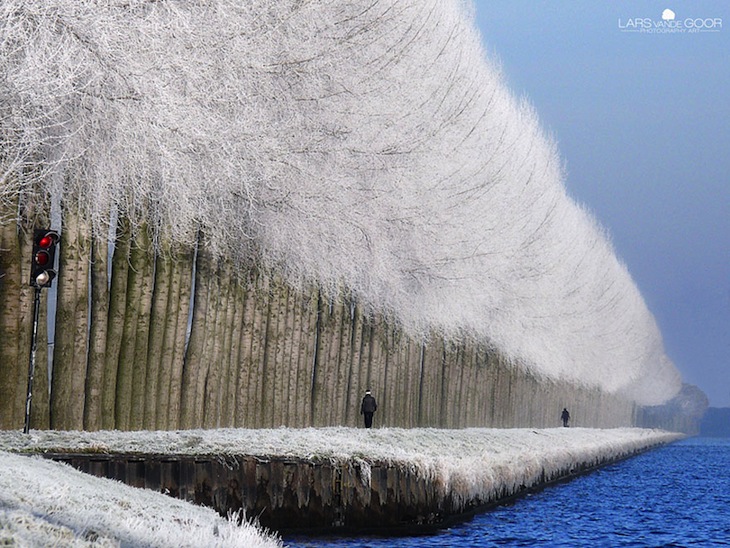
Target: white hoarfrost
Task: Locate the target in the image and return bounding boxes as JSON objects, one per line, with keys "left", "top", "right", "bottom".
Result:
{"left": 0, "top": 453, "right": 283, "bottom": 548}
{"left": 0, "top": 0, "right": 681, "bottom": 404}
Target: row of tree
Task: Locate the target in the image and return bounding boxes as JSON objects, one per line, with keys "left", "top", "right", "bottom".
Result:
{"left": 1, "top": 0, "right": 682, "bottom": 431}
{"left": 0, "top": 207, "right": 636, "bottom": 431}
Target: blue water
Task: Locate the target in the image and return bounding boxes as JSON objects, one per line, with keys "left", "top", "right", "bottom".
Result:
{"left": 285, "top": 437, "right": 730, "bottom": 547}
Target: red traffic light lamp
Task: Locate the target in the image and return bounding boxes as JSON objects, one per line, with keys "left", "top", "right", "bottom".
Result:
{"left": 30, "top": 229, "right": 59, "bottom": 289}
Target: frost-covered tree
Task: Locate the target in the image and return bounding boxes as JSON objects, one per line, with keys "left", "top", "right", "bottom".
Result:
{"left": 0, "top": 0, "right": 681, "bottom": 430}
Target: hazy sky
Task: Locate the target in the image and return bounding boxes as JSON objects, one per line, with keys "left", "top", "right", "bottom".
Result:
{"left": 474, "top": 1, "right": 729, "bottom": 407}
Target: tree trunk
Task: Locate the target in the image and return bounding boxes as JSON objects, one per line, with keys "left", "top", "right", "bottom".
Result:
{"left": 163, "top": 246, "right": 193, "bottom": 430}
{"left": 0, "top": 213, "right": 23, "bottom": 430}
{"left": 299, "top": 286, "right": 319, "bottom": 427}
{"left": 101, "top": 217, "right": 130, "bottom": 429}
{"left": 375, "top": 319, "right": 392, "bottom": 426}
{"left": 144, "top": 247, "right": 172, "bottom": 429}
{"left": 128, "top": 228, "right": 154, "bottom": 430}
{"left": 284, "top": 284, "right": 302, "bottom": 426}
{"left": 261, "top": 276, "right": 278, "bottom": 428}
{"left": 222, "top": 276, "right": 245, "bottom": 426}
{"left": 201, "top": 262, "right": 226, "bottom": 429}
{"left": 420, "top": 337, "right": 440, "bottom": 427}
{"left": 114, "top": 227, "right": 152, "bottom": 430}
{"left": 235, "top": 271, "right": 257, "bottom": 427}
{"left": 16, "top": 225, "right": 36, "bottom": 425}
{"left": 323, "top": 294, "right": 345, "bottom": 425}
{"left": 269, "top": 276, "right": 290, "bottom": 427}
{"left": 180, "top": 240, "right": 212, "bottom": 429}
{"left": 249, "top": 272, "right": 270, "bottom": 427}
{"left": 84, "top": 229, "right": 110, "bottom": 430}
{"left": 405, "top": 337, "right": 421, "bottom": 427}
{"left": 344, "top": 301, "right": 364, "bottom": 427}
{"left": 51, "top": 207, "right": 91, "bottom": 430}
{"left": 416, "top": 340, "right": 427, "bottom": 427}
{"left": 383, "top": 325, "right": 398, "bottom": 427}
{"left": 309, "top": 290, "right": 325, "bottom": 426}
{"left": 333, "top": 292, "right": 353, "bottom": 425}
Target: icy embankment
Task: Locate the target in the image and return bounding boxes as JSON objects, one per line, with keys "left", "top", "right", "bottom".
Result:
{"left": 2, "top": 428, "right": 681, "bottom": 529}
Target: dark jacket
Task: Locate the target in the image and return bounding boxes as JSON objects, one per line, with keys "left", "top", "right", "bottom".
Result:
{"left": 361, "top": 394, "right": 377, "bottom": 414}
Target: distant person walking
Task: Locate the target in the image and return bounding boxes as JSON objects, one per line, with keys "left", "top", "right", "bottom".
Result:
{"left": 561, "top": 407, "right": 570, "bottom": 427}
{"left": 360, "top": 390, "right": 377, "bottom": 428}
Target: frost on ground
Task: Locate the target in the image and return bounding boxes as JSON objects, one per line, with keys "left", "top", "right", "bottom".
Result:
{"left": 0, "top": 451, "right": 283, "bottom": 548}
{"left": 1, "top": 427, "right": 681, "bottom": 463}
{"left": 0, "top": 427, "right": 682, "bottom": 543}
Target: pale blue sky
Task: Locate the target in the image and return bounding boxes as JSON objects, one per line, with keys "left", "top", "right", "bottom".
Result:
{"left": 474, "top": 1, "right": 730, "bottom": 407}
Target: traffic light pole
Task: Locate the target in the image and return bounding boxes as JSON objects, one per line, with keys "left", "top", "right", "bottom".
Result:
{"left": 23, "top": 286, "right": 42, "bottom": 434}
{"left": 25, "top": 228, "right": 59, "bottom": 433}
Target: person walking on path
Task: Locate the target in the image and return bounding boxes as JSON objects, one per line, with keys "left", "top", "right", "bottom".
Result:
{"left": 361, "top": 390, "right": 377, "bottom": 428}
{"left": 561, "top": 407, "right": 570, "bottom": 427}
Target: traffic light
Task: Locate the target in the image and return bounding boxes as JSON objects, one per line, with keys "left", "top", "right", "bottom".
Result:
{"left": 30, "top": 229, "right": 59, "bottom": 289}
